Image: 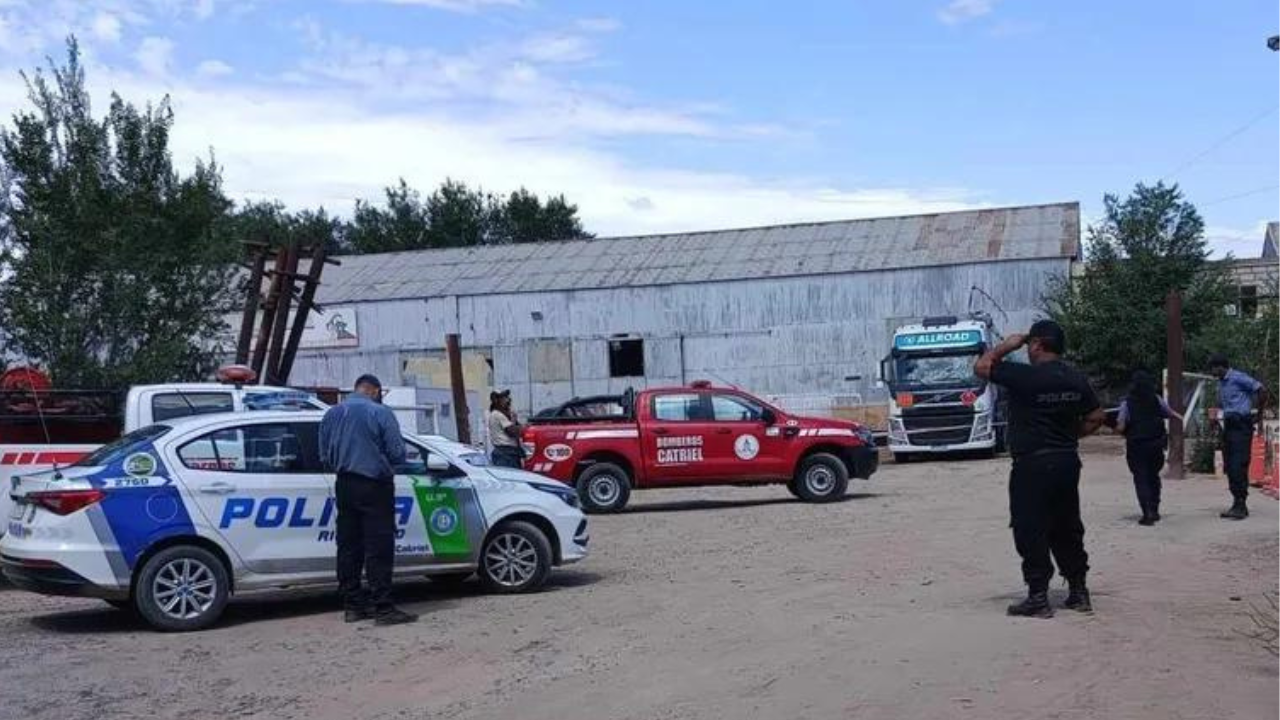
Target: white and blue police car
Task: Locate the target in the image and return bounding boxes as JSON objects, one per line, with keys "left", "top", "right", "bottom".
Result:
{"left": 1, "top": 411, "right": 588, "bottom": 631}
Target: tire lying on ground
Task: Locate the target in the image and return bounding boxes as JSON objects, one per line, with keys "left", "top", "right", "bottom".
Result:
{"left": 791, "top": 452, "right": 850, "bottom": 503}
{"left": 574, "top": 462, "right": 632, "bottom": 514}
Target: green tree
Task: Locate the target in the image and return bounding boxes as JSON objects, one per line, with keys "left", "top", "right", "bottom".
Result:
{"left": 1045, "top": 182, "right": 1232, "bottom": 395}
{"left": 227, "top": 200, "right": 346, "bottom": 255}
{"left": 0, "top": 39, "right": 237, "bottom": 387}
{"left": 346, "top": 178, "right": 591, "bottom": 254}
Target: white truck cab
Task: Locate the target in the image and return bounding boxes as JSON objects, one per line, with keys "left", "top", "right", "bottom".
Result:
{"left": 880, "top": 315, "right": 1007, "bottom": 462}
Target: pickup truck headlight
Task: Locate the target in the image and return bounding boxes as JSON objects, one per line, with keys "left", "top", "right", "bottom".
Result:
{"left": 531, "top": 482, "right": 580, "bottom": 508}
{"left": 854, "top": 426, "right": 875, "bottom": 446}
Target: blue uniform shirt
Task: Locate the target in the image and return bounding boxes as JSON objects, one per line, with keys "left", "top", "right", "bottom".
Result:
{"left": 319, "top": 394, "right": 407, "bottom": 479}
{"left": 1218, "top": 369, "right": 1263, "bottom": 418}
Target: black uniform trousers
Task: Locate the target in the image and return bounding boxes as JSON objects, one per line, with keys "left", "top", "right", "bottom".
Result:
{"left": 336, "top": 472, "right": 396, "bottom": 613}
{"left": 1125, "top": 438, "right": 1165, "bottom": 515}
{"left": 1222, "top": 416, "right": 1254, "bottom": 502}
{"left": 1009, "top": 451, "right": 1089, "bottom": 592}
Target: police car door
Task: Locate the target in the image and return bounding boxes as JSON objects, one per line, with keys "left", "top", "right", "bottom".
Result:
{"left": 395, "top": 440, "right": 486, "bottom": 569}
{"left": 174, "top": 419, "right": 333, "bottom": 578}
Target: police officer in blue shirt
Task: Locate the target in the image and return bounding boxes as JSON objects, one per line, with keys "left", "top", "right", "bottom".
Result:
{"left": 319, "top": 374, "right": 417, "bottom": 625}
{"left": 1209, "top": 355, "right": 1268, "bottom": 520}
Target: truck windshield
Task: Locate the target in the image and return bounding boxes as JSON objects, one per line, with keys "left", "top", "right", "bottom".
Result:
{"left": 75, "top": 425, "right": 171, "bottom": 467}
{"left": 894, "top": 353, "right": 980, "bottom": 387}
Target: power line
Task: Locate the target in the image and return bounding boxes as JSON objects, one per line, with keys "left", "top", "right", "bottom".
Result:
{"left": 1161, "top": 105, "right": 1279, "bottom": 181}
{"left": 1199, "top": 184, "right": 1279, "bottom": 208}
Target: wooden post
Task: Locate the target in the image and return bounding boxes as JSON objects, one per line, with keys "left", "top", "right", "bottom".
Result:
{"left": 446, "top": 333, "right": 471, "bottom": 444}
{"left": 235, "top": 243, "right": 269, "bottom": 365}
{"left": 265, "top": 240, "right": 300, "bottom": 385}
{"left": 1166, "top": 290, "right": 1185, "bottom": 479}
{"left": 276, "top": 242, "right": 329, "bottom": 385}
{"left": 250, "top": 248, "right": 287, "bottom": 379}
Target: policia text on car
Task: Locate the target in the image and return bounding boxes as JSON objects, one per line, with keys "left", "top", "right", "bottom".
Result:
{"left": 974, "top": 320, "right": 1106, "bottom": 619}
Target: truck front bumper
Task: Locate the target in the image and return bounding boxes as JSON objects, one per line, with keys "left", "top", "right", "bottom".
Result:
{"left": 843, "top": 446, "right": 879, "bottom": 479}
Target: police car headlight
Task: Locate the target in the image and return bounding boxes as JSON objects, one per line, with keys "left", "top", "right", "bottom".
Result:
{"left": 531, "top": 482, "right": 580, "bottom": 508}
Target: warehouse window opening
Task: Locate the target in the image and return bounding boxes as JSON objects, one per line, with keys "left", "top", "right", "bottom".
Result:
{"left": 609, "top": 339, "right": 645, "bottom": 377}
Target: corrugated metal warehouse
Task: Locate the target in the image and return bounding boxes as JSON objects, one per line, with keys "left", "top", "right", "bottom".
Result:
{"left": 287, "top": 202, "right": 1080, "bottom": 438}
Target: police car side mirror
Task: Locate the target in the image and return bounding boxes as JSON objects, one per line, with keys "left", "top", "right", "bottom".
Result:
{"left": 427, "top": 455, "right": 452, "bottom": 473}
{"left": 761, "top": 408, "right": 777, "bottom": 426}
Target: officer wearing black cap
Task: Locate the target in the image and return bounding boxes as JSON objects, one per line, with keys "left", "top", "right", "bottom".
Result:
{"left": 975, "top": 320, "right": 1106, "bottom": 618}
{"left": 319, "top": 374, "right": 416, "bottom": 626}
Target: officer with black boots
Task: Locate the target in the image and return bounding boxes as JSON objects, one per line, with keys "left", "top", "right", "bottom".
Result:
{"left": 319, "top": 374, "right": 417, "bottom": 626}
{"left": 1208, "top": 354, "right": 1268, "bottom": 520}
{"left": 1115, "top": 370, "right": 1183, "bottom": 526}
{"left": 975, "top": 320, "right": 1106, "bottom": 618}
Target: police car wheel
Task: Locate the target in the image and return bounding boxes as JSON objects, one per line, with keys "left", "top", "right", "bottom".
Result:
{"left": 794, "top": 453, "right": 849, "bottom": 503}
{"left": 478, "top": 521, "right": 553, "bottom": 594}
{"left": 134, "top": 546, "right": 230, "bottom": 632}
{"left": 575, "top": 463, "right": 631, "bottom": 514}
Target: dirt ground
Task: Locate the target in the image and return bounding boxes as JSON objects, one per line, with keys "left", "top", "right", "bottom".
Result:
{"left": 1, "top": 436, "right": 1276, "bottom": 720}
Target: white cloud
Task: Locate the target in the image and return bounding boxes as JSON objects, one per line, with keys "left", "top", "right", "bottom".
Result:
{"left": 576, "top": 17, "right": 621, "bottom": 33}
{"left": 354, "top": 0, "right": 526, "bottom": 12}
{"left": 134, "top": 36, "right": 174, "bottom": 76}
{"left": 194, "top": 0, "right": 215, "bottom": 20}
{"left": 196, "top": 59, "right": 233, "bottom": 77}
{"left": 519, "top": 33, "right": 595, "bottom": 64}
{"left": 91, "top": 12, "right": 122, "bottom": 43}
{"left": 937, "top": 0, "right": 997, "bottom": 25}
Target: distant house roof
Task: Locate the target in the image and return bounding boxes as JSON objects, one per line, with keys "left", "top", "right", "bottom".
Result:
{"left": 1264, "top": 222, "right": 1278, "bottom": 260}
{"left": 313, "top": 202, "right": 1080, "bottom": 304}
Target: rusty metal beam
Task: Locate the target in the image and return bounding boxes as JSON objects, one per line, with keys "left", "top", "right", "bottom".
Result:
{"left": 265, "top": 240, "right": 300, "bottom": 385}
{"left": 276, "top": 242, "right": 328, "bottom": 385}
{"left": 446, "top": 333, "right": 471, "bottom": 444}
{"left": 1166, "top": 289, "right": 1185, "bottom": 479}
{"left": 250, "top": 248, "right": 288, "bottom": 379}
{"left": 235, "top": 244, "right": 269, "bottom": 365}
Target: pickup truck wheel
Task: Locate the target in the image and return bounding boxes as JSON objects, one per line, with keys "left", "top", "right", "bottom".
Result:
{"left": 478, "top": 521, "right": 552, "bottom": 594}
{"left": 793, "top": 453, "right": 849, "bottom": 503}
{"left": 576, "top": 463, "right": 631, "bottom": 513}
{"left": 134, "top": 545, "right": 230, "bottom": 632}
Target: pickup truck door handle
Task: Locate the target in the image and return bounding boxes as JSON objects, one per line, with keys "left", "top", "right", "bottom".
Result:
{"left": 715, "top": 428, "right": 732, "bottom": 435}
{"left": 199, "top": 482, "right": 237, "bottom": 495}
{"left": 652, "top": 427, "right": 670, "bottom": 435}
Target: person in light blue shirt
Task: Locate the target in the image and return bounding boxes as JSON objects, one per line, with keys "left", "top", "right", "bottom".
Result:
{"left": 319, "top": 374, "right": 415, "bottom": 626}
{"left": 1208, "top": 355, "right": 1268, "bottom": 520}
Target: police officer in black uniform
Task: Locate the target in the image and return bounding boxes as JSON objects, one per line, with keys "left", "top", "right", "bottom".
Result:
{"left": 975, "top": 320, "right": 1106, "bottom": 618}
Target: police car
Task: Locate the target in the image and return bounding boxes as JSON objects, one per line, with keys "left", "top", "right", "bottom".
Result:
{"left": 1, "top": 411, "right": 588, "bottom": 631}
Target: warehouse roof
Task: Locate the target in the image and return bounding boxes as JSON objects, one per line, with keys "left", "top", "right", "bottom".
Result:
{"left": 314, "top": 202, "right": 1080, "bottom": 303}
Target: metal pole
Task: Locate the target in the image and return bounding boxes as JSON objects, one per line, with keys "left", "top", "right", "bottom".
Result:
{"left": 1166, "top": 290, "right": 1185, "bottom": 479}
{"left": 446, "top": 333, "right": 471, "bottom": 444}
{"left": 235, "top": 243, "right": 269, "bottom": 365}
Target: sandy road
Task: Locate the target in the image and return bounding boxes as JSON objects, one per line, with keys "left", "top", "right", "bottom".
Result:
{"left": 0, "top": 436, "right": 1275, "bottom": 720}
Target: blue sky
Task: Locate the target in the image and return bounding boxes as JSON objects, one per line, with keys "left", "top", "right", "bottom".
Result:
{"left": 0, "top": 0, "right": 1276, "bottom": 257}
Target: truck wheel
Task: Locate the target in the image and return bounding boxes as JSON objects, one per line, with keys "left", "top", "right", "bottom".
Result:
{"left": 478, "top": 521, "right": 553, "bottom": 594}
{"left": 134, "top": 545, "right": 230, "bottom": 632}
{"left": 793, "top": 453, "right": 849, "bottom": 503}
{"left": 575, "top": 463, "right": 632, "bottom": 513}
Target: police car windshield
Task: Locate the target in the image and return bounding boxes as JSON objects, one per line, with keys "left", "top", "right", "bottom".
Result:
{"left": 75, "top": 425, "right": 171, "bottom": 467}
{"left": 459, "top": 451, "right": 490, "bottom": 467}
{"left": 895, "top": 352, "right": 981, "bottom": 388}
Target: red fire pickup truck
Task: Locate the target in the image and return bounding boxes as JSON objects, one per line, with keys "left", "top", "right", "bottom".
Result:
{"left": 521, "top": 381, "right": 878, "bottom": 513}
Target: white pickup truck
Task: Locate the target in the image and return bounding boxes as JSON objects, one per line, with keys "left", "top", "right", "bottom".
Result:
{"left": 1, "top": 383, "right": 324, "bottom": 535}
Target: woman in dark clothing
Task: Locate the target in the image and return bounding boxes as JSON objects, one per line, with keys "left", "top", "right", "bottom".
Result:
{"left": 1115, "top": 371, "right": 1184, "bottom": 525}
